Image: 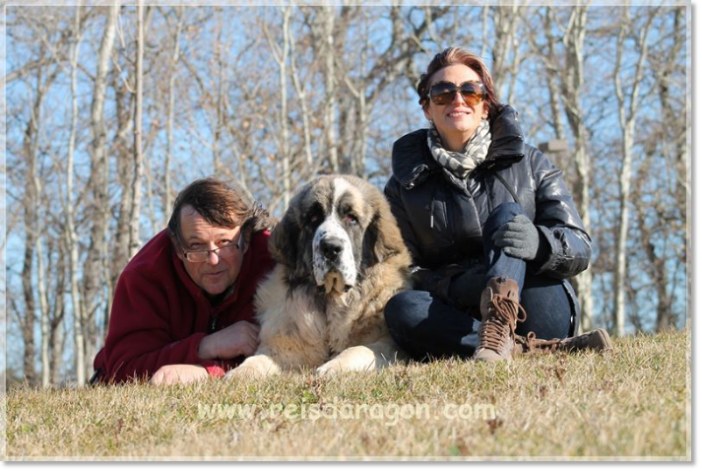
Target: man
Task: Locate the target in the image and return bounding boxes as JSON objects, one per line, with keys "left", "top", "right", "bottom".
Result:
{"left": 92, "top": 178, "right": 275, "bottom": 385}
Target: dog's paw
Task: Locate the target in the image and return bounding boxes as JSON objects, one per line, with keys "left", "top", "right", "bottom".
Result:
{"left": 223, "top": 364, "right": 263, "bottom": 381}
{"left": 317, "top": 346, "right": 378, "bottom": 377}
{"left": 317, "top": 354, "right": 373, "bottom": 377}
{"left": 316, "top": 360, "right": 343, "bottom": 378}
{"left": 224, "top": 354, "right": 280, "bottom": 381}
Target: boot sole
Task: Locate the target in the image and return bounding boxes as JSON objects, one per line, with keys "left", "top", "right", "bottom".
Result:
{"left": 473, "top": 348, "right": 512, "bottom": 363}
{"left": 589, "top": 328, "right": 613, "bottom": 352}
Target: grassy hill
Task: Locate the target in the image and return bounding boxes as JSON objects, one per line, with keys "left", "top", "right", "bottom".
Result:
{"left": 3, "top": 330, "right": 690, "bottom": 460}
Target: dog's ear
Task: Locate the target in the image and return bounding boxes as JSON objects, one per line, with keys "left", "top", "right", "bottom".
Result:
{"left": 362, "top": 191, "right": 409, "bottom": 267}
{"left": 269, "top": 209, "right": 299, "bottom": 267}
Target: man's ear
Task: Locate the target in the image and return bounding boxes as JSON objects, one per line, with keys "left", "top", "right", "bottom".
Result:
{"left": 239, "top": 230, "right": 251, "bottom": 254}
{"left": 170, "top": 233, "right": 186, "bottom": 262}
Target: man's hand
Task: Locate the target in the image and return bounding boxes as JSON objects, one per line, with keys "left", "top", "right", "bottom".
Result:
{"left": 150, "top": 364, "right": 209, "bottom": 386}
{"left": 198, "top": 320, "right": 260, "bottom": 360}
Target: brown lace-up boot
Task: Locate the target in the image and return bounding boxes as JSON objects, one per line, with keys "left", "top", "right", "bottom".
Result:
{"left": 514, "top": 328, "right": 613, "bottom": 355}
{"left": 473, "top": 277, "right": 527, "bottom": 363}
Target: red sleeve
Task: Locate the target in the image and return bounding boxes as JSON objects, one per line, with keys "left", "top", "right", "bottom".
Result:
{"left": 204, "top": 365, "right": 226, "bottom": 378}
{"left": 102, "top": 266, "right": 223, "bottom": 382}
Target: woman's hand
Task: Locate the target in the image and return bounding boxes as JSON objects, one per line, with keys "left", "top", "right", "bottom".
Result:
{"left": 492, "top": 215, "right": 541, "bottom": 261}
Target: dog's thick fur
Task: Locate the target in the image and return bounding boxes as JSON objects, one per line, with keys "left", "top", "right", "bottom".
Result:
{"left": 225, "top": 175, "right": 412, "bottom": 378}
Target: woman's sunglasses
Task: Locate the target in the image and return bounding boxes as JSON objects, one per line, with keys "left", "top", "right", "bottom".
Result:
{"left": 428, "top": 81, "right": 486, "bottom": 106}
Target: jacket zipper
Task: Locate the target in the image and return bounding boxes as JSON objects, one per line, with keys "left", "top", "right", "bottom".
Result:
{"left": 209, "top": 312, "right": 218, "bottom": 333}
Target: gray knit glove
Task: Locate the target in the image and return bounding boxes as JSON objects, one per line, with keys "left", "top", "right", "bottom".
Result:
{"left": 492, "top": 215, "right": 540, "bottom": 261}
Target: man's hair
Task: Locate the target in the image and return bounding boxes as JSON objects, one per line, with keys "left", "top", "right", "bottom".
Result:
{"left": 167, "top": 177, "right": 270, "bottom": 245}
{"left": 416, "top": 47, "right": 501, "bottom": 119}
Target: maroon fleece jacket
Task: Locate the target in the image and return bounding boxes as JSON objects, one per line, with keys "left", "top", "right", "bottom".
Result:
{"left": 92, "top": 229, "right": 275, "bottom": 382}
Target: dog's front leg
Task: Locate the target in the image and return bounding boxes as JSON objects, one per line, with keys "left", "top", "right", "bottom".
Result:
{"left": 316, "top": 340, "right": 404, "bottom": 377}
{"left": 224, "top": 351, "right": 282, "bottom": 380}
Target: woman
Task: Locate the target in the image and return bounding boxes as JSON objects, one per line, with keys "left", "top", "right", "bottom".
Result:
{"left": 383, "top": 47, "right": 611, "bottom": 362}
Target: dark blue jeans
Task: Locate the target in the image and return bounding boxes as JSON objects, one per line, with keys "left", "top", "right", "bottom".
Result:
{"left": 384, "top": 202, "right": 579, "bottom": 361}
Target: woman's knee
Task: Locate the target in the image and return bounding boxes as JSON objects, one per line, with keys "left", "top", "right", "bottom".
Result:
{"left": 384, "top": 290, "right": 431, "bottom": 331}
{"left": 518, "top": 278, "right": 573, "bottom": 339}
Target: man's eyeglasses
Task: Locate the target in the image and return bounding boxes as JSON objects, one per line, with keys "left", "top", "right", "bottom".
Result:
{"left": 181, "top": 233, "right": 244, "bottom": 263}
{"left": 428, "top": 81, "right": 486, "bottom": 106}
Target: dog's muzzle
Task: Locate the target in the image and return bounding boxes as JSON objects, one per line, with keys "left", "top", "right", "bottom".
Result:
{"left": 313, "top": 222, "right": 357, "bottom": 294}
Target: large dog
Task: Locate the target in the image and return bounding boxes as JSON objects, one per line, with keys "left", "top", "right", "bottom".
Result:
{"left": 225, "top": 174, "right": 412, "bottom": 379}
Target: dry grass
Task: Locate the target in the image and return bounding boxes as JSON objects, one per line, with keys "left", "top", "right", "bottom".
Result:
{"left": 3, "top": 330, "right": 690, "bottom": 460}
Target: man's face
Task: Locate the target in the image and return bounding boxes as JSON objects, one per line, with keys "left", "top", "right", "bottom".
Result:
{"left": 175, "top": 205, "right": 247, "bottom": 296}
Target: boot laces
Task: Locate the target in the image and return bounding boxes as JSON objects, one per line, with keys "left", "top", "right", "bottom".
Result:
{"left": 479, "top": 293, "right": 527, "bottom": 352}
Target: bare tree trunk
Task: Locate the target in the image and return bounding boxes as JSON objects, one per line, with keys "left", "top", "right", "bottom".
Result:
{"left": 349, "top": 9, "right": 370, "bottom": 178}
{"left": 358, "top": 30, "right": 368, "bottom": 180}
{"left": 265, "top": 7, "right": 292, "bottom": 208}
{"left": 480, "top": 6, "right": 489, "bottom": 58}
{"left": 48, "top": 237, "right": 67, "bottom": 387}
{"left": 679, "top": 14, "right": 691, "bottom": 332}
{"left": 544, "top": 9, "right": 567, "bottom": 168}
{"left": 164, "top": 7, "right": 184, "bottom": 226}
{"left": 111, "top": 58, "right": 135, "bottom": 291}
{"left": 22, "top": 167, "right": 37, "bottom": 387}
{"left": 560, "top": 6, "right": 592, "bottom": 333}
{"left": 571, "top": 167, "right": 592, "bottom": 334}
{"left": 341, "top": 79, "right": 367, "bottom": 178}
{"left": 491, "top": 5, "right": 520, "bottom": 98}
{"left": 212, "top": 14, "right": 226, "bottom": 174}
{"left": 652, "top": 7, "right": 688, "bottom": 331}
{"left": 280, "top": 9, "right": 292, "bottom": 207}
{"left": 130, "top": 0, "right": 145, "bottom": 259}
{"left": 288, "top": 10, "right": 315, "bottom": 171}
{"left": 523, "top": 8, "right": 569, "bottom": 168}
{"left": 37, "top": 236, "right": 50, "bottom": 387}
{"left": 323, "top": 6, "right": 339, "bottom": 173}
{"left": 633, "top": 157, "right": 673, "bottom": 332}
{"left": 64, "top": 4, "right": 84, "bottom": 387}
{"left": 81, "top": 2, "right": 119, "bottom": 387}
{"left": 612, "top": 8, "right": 656, "bottom": 337}
{"left": 21, "top": 57, "right": 56, "bottom": 386}
{"left": 612, "top": 11, "right": 630, "bottom": 338}
{"left": 50, "top": 310, "right": 66, "bottom": 386}
{"left": 682, "top": 92, "right": 691, "bottom": 333}
{"left": 144, "top": 143, "right": 158, "bottom": 235}
{"left": 506, "top": 31, "right": 522, "bottom": 107}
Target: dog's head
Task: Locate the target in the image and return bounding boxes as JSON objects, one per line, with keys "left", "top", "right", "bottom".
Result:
{"left": 270, "top": 175, "right": 408, "bottom": 295}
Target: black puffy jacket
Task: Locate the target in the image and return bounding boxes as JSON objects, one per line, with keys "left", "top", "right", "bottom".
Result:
{"left": 384, "top": 105, "right": 591, "bottom": 298}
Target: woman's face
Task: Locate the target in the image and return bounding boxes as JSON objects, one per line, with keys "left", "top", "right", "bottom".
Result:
{"left": 423, "top": 64, "right": 488, "bottom": 150}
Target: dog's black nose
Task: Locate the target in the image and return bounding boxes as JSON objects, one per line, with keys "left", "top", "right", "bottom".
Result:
{"left": 320, "top": 237, "right": 344, "bottom": 261}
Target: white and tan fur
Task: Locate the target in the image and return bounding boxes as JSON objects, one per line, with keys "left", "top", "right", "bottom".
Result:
{"left": 225, "top": 175, "right": 412, "bottom": 379}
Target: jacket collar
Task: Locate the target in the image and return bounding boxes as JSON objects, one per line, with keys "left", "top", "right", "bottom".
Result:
{"left": 392, "top": 104, "right": 525, "bottom": 187}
